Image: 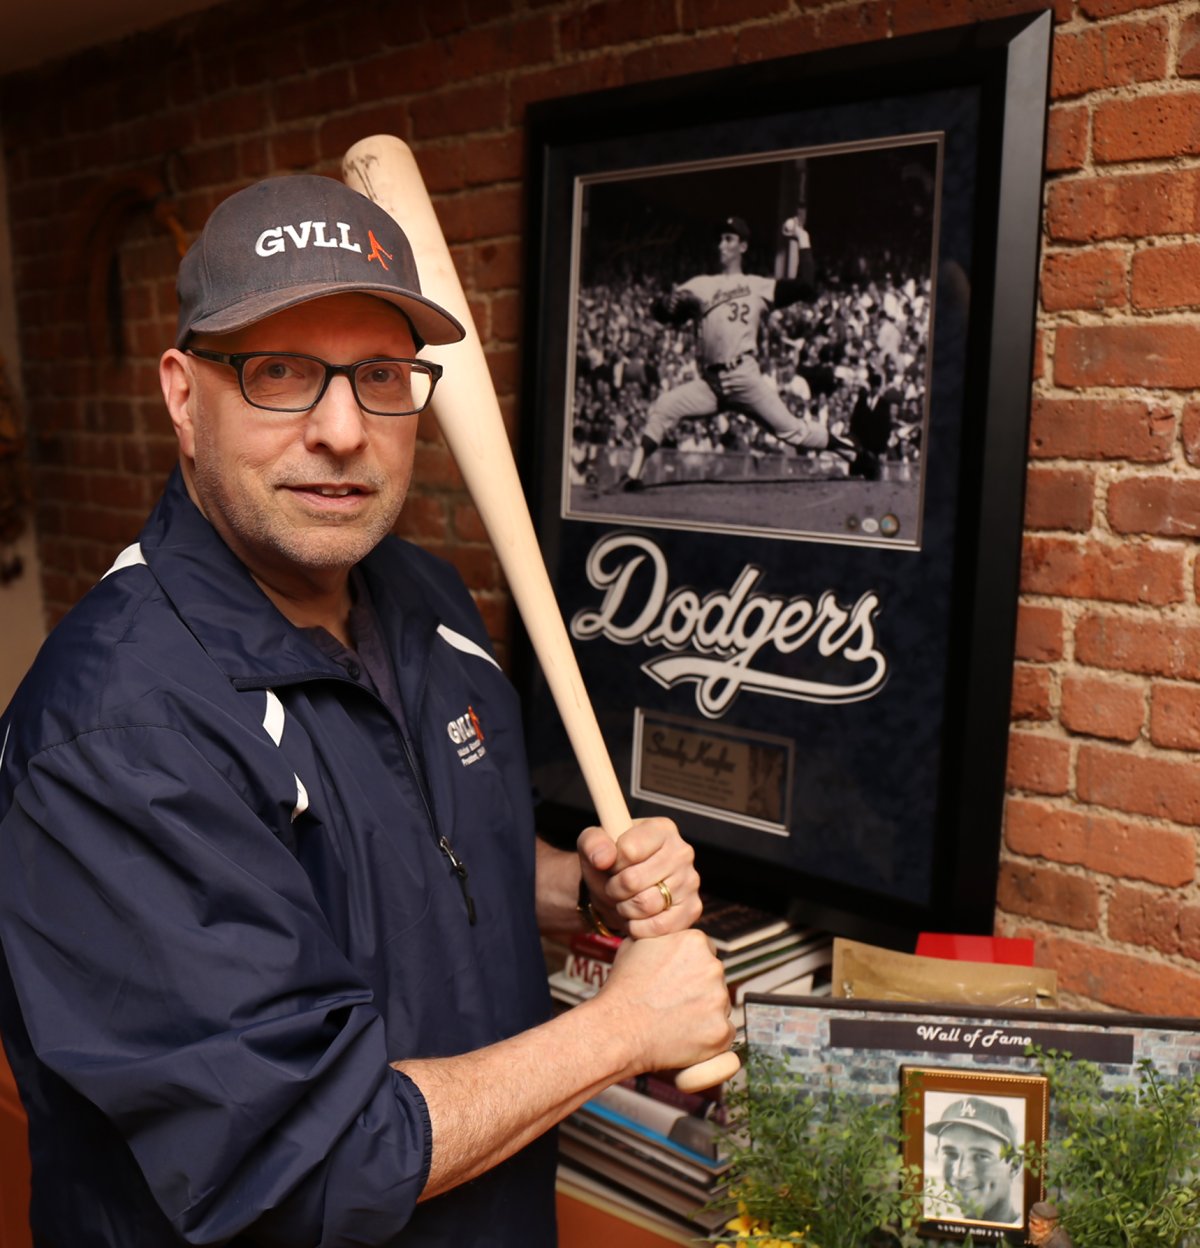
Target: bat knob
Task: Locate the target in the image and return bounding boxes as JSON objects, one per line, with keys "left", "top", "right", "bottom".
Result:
{"left": 674, "top": 1048, "right": 741, "bottom": 1094}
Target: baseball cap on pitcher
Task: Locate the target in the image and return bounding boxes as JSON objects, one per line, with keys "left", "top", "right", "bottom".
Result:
{"left": 174, "top": 174, "right": 465, "bottom": 349}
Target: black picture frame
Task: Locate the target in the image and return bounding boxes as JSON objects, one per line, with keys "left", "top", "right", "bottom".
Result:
{"left": 516, "top": 12, "right": 1052, "bottom": 943}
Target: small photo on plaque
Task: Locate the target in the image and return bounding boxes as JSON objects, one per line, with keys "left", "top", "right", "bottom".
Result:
{"left": 632, "top": 709, "right": 794, "bottom": 835}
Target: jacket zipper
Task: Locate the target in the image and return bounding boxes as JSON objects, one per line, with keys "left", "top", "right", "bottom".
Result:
{"left": 399, "top": 732, "right": 477, "bottom": 925}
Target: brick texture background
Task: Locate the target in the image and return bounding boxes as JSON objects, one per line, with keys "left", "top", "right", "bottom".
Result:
{"left": 3, "top": 0, "right": 1200, "bottom": 1014}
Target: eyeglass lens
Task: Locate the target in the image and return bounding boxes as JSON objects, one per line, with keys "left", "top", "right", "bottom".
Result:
{"left": 242, "top": 354, "right": 434, "bottom": 414}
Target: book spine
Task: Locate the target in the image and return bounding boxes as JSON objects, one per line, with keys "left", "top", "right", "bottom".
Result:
{"left": 562, "top": 952, "right": 613, "bottom": 990}
{"left": 620, "top": 1074, "right": 727, "bottom": 1123}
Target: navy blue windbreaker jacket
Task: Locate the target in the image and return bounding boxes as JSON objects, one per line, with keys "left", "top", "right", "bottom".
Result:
{"left": 0, "top": 468, "right": 557, "bottom": 1246}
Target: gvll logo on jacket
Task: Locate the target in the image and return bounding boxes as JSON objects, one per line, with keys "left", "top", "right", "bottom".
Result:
{"left": 447, "top": 705, "right": 486, "bottom": 767}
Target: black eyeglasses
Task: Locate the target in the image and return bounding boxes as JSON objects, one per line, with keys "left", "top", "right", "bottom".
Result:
{"left": 187, "top": 349, "right": 442, "bottom": 416}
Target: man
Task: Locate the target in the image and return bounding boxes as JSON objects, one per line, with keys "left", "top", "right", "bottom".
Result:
{"left": 619, "top": 214, "right": 855, "bottom": 490}
{"left": 0, "top": 174, "right": 733, "bottom": 1246}
{"left": 925, "top": 1096, "right": 1023, "bottom": 1225}
{"left": 1028, "top": 1200, "right": 1072, "bottom": 1247}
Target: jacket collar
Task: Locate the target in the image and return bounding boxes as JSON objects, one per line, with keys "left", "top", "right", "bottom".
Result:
{"left": 139, "top": 468, "right": 436, "bottom": 690}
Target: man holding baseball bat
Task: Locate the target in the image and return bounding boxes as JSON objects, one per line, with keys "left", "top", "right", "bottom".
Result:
{"left": 0, "top": 175, "right": 734, "bottom": 1246}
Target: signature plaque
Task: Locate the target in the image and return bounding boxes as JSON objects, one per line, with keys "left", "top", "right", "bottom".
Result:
{"left": 632, "top": 710, "right": 793, "bottom": 835}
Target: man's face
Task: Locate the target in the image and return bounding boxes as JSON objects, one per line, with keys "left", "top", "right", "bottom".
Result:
{"left": 718, "top": 230, "right": 747, "bottom": 269}
{"left": 937, "top": 1123, "right": 1017, "bottom": 1221}
{"left": 165, "top": 293, "right": 420, "bottom": 595}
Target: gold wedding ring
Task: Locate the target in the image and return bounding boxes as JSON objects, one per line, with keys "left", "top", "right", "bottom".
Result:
{"left": 655, "top": 879, "right": 673, "bottom": 911}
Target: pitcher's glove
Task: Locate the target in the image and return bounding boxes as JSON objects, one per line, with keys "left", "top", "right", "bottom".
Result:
{"left": 652, "top": 287, "right": 702, "bottom": 324}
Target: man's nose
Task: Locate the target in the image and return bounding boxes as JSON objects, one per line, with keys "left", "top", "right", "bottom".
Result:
{"left": 305, "top": 374, "right": 368, "bottom": 453}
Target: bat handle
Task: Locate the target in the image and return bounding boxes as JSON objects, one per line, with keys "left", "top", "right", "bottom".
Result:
{"left": 674, "top": 1049, "right": 741, "bottom": 1093}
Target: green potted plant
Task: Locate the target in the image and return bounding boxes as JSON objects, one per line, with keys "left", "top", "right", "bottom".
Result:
{"left": 710, "top": 1054, "right": 923, "bottom": 1247}
{"left": 1020, "top": 1046, "right": 1200, "bottom": 1248}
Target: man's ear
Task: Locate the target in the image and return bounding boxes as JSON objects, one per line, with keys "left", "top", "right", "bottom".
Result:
{"left": 159, "top": 348, "right": 197, "bottom": 459}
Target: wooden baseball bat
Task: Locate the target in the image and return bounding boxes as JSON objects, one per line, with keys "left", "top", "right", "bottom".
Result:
{"left": 342, "top": 135, "right": 738, "bottom": 1093}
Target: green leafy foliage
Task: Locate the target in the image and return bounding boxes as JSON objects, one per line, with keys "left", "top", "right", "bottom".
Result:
{"left": 711, "top": 1054, "right": 923, "bottom": 1248}
{"left": 1021, "top": 1046, "right": 1200, "bottom": 1248}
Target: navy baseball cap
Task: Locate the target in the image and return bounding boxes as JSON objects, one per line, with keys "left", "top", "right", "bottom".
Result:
{"left": 175, "top": 174, "right": 465, "bottom": 349}
{"left": 925, "top": 1097, "right": 1018, "bottom": 1148}
{"left": 722, "top": 216, "right": 751, "bottom": 241}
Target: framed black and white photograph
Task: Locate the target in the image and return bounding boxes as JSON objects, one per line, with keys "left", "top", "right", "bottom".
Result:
{"left": 564, "top": 136, "right": 938, "bottom": 548}
{"left": 518, "top": 13, "right": 1052, "bottom": 941}
{"left": 901, "top": 1067, "right": 1048, "bottom": 1238}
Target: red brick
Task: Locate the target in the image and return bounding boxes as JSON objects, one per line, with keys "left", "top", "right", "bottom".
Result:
{"left": 1077, "top": 741, "right": 1200, "bottom": 825}
{"left": 1108, "top": 885, "right": 1200, "bottom": 959}
{"left": 1021, "top": 534, "right": 1184, "bottom": 606}
{"left": 1094, "top": 92, "right": 1200, "bottom": 164}
{"left": 1032, "top": 932, "right": 1200, "bottom": 1015}
{"left": 460, "top": 132, "right": 525, "bottom": 187}
{"left": 436, "top": 186, "right": 522, "bottom": 245}
{"left": 411, "top": 83, "right": 509, "bottom": 141}
{"left": 1011, "top": 664, "right": 1053, "bottom": 721}
{"left": 892, "top": 0, "right": 1072, "bottom": 39}
{"left": 1006, "top": 730, "right": 1072, "bottom": 796}
{"left": 1181, "top": 12, "right": 1200, "bottom": 78}
{"left": 1076, "top": 611, "right": 1200, "bottom": 679}
{"left": 1028, "top": 398, "right": 1174, "bottom": 462}
{"left": 684, "top": 0, "right": 788, "bottom": 30}
{"left": 394, "top": 495, "right": 449, "bottom": 543}
{"left": 624, "top": 32, "right": 739, "bottom": 82}
{"left": 1045, "top": 104, "right": 1088, "bottom": 172}
{"left": 564, "top": 0, "right": 680, "bottom": 52}
{"left": 998, "top": 861, "right": 1100, "bottom": 930}
{"left": 443, "top": 15, "right": 555, "bottom": 77}
{"left": 1055, "top": 323, "right": 1200, "bottom": 390}
{"left": 1015, "top": 604, "right": 1065, "bottom": 662}
{"left": 1080, "top": 0, "right": 1180, "bottom": 16}
{"left": 813, "top": 2, "right": 891, "bottom": 48}
{"left": 473, "top": 592, "right": 513, "bottom": 654}
{"left": 473, "top": 239, "right": 522, "bottom": 293}
{"left": 1044, "top": 169, "right": 1200, "bottom": 243}
{"left": 1108, "top": 475, "right": 1200, "bottom": 537}
{"left": 1183, "top": 402, "right": 1200, "bottom": 467}
{"left": 1149, "top": 682, "right": 1200, "bottom": 751}
{"left": 1005, "top": 796, "right": 1194, "bottom": 886}
{"left": 1131, "top": 242, "right": 1200, "bottom": 311}
{"left": 354, "top": 48, "right": 449, "bottom": 100}
{"left": 1060, "top": 671, "right": 1144, "bottom": 741}
{"left": 508, "top": 56, "right": 624, "bottom": 120}
{"left": 1023, "top": 465, "right": 1095, "bottom": 531}
{"left": 317, "top": 106, "right": 413, "bottom": 166}
{"left": 1041, "top": 247, "right": 1126, "bottom": 312}
{"left": 412, "top": 443, "right": 464, "bottom": 490}
{"left": 454, "top": 503, "right": 488, "bottom": 543}
{"left": 268, "top": 128, "right": 318, "bottom": 172}
{"left": 1051, "top": 18, "right": 1168, "bottom": 100}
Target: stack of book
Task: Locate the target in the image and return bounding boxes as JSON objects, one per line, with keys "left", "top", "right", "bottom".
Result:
{"left": 557, "top": 1079, "right": 732, "bottom": 1237}
{"left": 544, "top": 896, "right": 831, "bottom": 1236}
{"left": 696, "top": 894, "right": 833, "bottom": 1028}
{"left": 549, "top": 896, "right": 832, "bottom": 1032}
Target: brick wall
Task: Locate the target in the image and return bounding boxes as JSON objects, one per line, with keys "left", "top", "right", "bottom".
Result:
{"left": 2, "top": 0, "right": 1199, "bottom": 1013}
